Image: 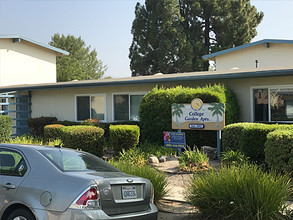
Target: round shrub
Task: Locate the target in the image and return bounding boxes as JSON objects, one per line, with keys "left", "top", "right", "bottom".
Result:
{"left": 186, "top": 164, "right": 292, "bottom": 219}
{"left": 0, "top": 115, "right": 12, "bottom": 142}
{"left": 109, "top": 125, "right": 140, "bottom": 154}
{"left": 265, "top": 130, "right": 293, "bottom": 174}
{"left": 62, "top": 126, "right": 104, "bottom": 157}
{"left": 44, "top": 124, "right": 64, "bottom": 141}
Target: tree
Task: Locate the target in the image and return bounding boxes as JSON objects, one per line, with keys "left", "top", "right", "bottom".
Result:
{"left": 130, "top": 0, "right": 263, "bottom": 74}
{"left": 129, "top": 0, "right": 193, "bottom": 76}
{"left": 49, "top": 34, "right": 107, "bottom": 82}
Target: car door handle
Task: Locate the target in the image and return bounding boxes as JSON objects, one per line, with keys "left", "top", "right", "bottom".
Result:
{"left": 2, "top": 183, "right": 16, "bottom": 190}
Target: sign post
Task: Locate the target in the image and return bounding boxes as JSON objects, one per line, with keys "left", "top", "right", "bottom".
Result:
{"left": 170, "top": 98, "right": 225, "bottom": 159}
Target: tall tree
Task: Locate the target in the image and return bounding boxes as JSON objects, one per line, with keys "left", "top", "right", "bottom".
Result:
{"left": 180, "top": 0, "right": 264, "bottom": 70}
{"left": 49, "top": 34, "right": 107, "bottom": 82}
{"left": 130, "top": 0, "right": 263, "bottom": 75}
{"left": 129, "top": 0, "right": 193, "bottom": 76}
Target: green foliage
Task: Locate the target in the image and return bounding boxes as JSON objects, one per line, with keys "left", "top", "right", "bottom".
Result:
{"left": 5, "top": 134, "right": 62, "bottom": 146}
{"left": 81, "top": 119, "right": 100, "bottom": 126}
{"left": 222, "top": 123, "right": 293, "bottom": 164}
{"left": 222, "top": 123, "right": 257, "bottom": 152}
{"left": 44, "top": 124, "right": 64, "bottom": 142}
{"left": 110, "top": 161, "right": 169, "bottom": 203}
{"left": 49, "top": 34, "right": 107, "bottom": 82}
{"left": 138, "top": 141, "right": 177, "bottom": 158}
{"left": 0, "top": 115, "right": 12, "bottom": 142}
{"left": 117, "top": 147, "right": 147, "bottom": 167}
{"left": 130, "top": 0, "right": 263, "bottom": 73}
{"left": 221, "top": 150, "right": 248, "bottom": 167}
{"left": 129, "top": 0, "right": 192, "bottom": 76}
{"left": 186, "top": 164, "right": 292, "bottom": 220}
{"left": 139, "top": 85, "right": 239, "bottom": 146}
{"left": 179, "top": 147, "right": 210, "bottom": 172}
{"left": 27, "top": 116, "right": 57, "bottom": 137}
{"left": 62, "top": 126, "right": 104, "bottom": 157}
{"left": 98, "top": 121, "right": 140, "bottom": 141}
{"left": 109, "top": 125, "right": 140, "bottom": 154}
{"left": 265, "top": 130, "right": 293, "bottom": 175}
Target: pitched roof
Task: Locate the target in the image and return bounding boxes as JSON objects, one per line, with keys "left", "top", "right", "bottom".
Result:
{"left": 0, "top": 67, "right": 293, "bottom": 92}
{"left": 203, "top": 39, "right": 293, "bottom": 61}
{"left": 0, "top": 34, "right": 69, "bottom": 56}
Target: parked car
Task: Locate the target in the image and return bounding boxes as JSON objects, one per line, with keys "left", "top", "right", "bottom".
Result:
{"left": 0, "top": 144, "right": 158, "bottom": 220}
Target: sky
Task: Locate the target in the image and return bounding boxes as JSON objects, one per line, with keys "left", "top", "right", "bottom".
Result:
{"left": 0, "top": 0, "right": 293, "bottom": 79}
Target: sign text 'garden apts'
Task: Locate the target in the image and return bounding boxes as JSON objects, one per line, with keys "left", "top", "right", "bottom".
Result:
{"left": 172, "top": 98, "right": 225, "bottom": 130}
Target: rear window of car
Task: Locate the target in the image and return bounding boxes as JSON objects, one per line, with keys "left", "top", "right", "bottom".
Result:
{"left": 37, "top": 148, "right": 119, "bottom": 172}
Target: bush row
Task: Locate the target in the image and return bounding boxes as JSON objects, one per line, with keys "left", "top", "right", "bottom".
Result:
{"left": 139, "top": 84, "right": 239, "bottom": 147}
{"left": 28, "top": 116, "right": 139, "bottom": 141}
{"left": 44, "top": 124, "right": 140, "bottom": 157}
{"left": 222, "top": 123, "right": 293, "bottom": 164}
{"left": 0, "top": 115, "right": 12, "bottom": 142}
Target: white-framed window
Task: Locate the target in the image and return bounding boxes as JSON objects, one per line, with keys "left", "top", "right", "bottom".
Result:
{"left": 75, "top": 94, "right": 106, "bottom": 121}
{"left": 112, "top": 93, "right": 146, "bottom": 121}
{"left": 251, "top": 85, "right": 293, "bottom": 122}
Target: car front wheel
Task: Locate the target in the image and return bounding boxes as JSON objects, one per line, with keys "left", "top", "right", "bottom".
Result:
{"left": 7, "top": 208, "right": 36, "bottom": 220}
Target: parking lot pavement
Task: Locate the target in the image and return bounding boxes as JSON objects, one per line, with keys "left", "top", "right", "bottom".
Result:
{"left": 158, "top": 211, "right": 200, "bottom": 220}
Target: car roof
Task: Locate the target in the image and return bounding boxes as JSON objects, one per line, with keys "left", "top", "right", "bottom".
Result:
{"left": 0, "top": 143, "right": 63, "bottom": 151}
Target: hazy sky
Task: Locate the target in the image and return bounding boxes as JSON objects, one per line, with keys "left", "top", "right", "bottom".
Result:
{"left": 0, "top": 0, "right": 292, "bottom": 78}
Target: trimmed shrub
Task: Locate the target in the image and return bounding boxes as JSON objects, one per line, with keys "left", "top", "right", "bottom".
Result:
{"left": 44, "top": 124, "right": 65, "bottom": 142}
{"left": 109, "top": 161, "right": 168, "bottom": 203}
{"left": 62, "top": 126, "right": 104, "bottom": 157}
{"left": 99, "top": 121, "right": 140, "bottom": 141}
{"left": 222, "top": 123, "right": 293, "bottom": 163}
{"left": 139, "top": 84, "right": 239, "bottom": 146}
{"left": 109, "top": 125, "right": 140, "bottom": 154}
{"left": 265, "top": 130, "right": 293, "bottom": 175}
{"left": 81, "top": 119, "right": 100, "bottom": 126}
{"left": 27, "top": 116, "right": 57, "bottom": 137}
{"left": 222, "top": 123, "right": 257, "bottom": 152}
{"left": 0, "top": 115, "right": 12, "bottom": 142}
{"left": 186, "top": 164, "right": 293, "bottom": 219}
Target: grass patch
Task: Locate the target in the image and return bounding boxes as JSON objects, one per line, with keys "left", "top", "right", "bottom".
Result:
{"left": 179, "top": 147, "right": 210, "bottom": 172}
{"left": 186, "top": 164, "right": 293, "bottom": 220}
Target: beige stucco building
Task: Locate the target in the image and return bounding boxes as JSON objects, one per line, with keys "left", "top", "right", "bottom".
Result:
{"left": 203, "top": 39, "right": 293, "bottom": 71}
{"left": 0, "top": 35, "right": 68, "bottom": 135}
{"left": 1, "top": 37, "right": 293, "bottom": 136}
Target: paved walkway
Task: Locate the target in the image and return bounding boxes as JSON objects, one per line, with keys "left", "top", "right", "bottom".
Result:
{"left": 153, "top": 157, "right": 220, "bottom": 219}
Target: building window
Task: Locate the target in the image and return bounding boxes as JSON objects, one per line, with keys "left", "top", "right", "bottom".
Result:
{"left": 253, "top": 87, "right": 293, "bottom": 122}
{"left": 76, "top": 95, "right": 105, "bottom": 121}
{"left": 113, "top": 94, "right": 144, "bottom": 121}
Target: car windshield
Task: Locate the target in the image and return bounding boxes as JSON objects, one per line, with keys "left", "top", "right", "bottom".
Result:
{"left": 37, "top": 148, "right": 119, "bottom": 172}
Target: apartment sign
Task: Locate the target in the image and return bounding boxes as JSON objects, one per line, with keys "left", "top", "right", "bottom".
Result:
{"left": 171, "top": 98, "right": 225, "bottom": 130}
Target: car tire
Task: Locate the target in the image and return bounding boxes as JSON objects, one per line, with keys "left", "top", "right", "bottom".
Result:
{"left": 7, "top": 208, "right": 36, "bottom": 220}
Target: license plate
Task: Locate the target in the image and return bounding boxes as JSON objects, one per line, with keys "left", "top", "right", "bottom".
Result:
{"left": 122, "top": 186, "right": 137, "bottom": 199}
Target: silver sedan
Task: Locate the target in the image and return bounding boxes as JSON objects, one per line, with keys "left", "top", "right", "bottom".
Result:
{"left": 0, "top": 144, "right": 158, "bottom": 220}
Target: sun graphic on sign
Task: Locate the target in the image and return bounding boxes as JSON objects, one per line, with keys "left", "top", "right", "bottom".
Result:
{"left": 191, "top": 98, "right": 203, "bottom": 110}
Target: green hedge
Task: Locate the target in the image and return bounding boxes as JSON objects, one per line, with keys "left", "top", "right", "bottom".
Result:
{"left": 265, "top": 130, "right": 293, "bottom": 174}
{"left": 109, "top": 125, "right": 140, "bottom": 154}
{"left": 27, "top": 116, "right": 57, "bottom": 137}
{"left": 222, "top": 123, "right": 293, "bottom": 164}
{"left": 0, "top": 116, "right": 12, "bottom": 142}
{"left": 139, "top": 84, "right": 239, "bottom": 146}
{"left": 222, "top": 123, "right": 257, "bottom": 152}
{"left": 44, "top": 124, "right": 65, "bottom": 141}
{"left": 62, "top": 126, "right": 104, "bottom": 157}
